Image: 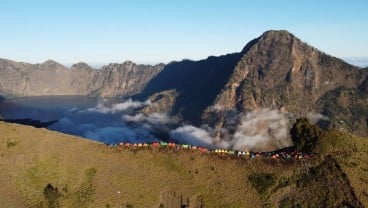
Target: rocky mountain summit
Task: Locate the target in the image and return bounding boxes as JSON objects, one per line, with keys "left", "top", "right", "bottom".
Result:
{"left": 140, "top": 30, "right": 368, "bottom": 136}
{"left": 0, "top": 30, "right": 367, "bottom": 136}
{"left": 203, "top": 30, "right": 368, "bottom": 136}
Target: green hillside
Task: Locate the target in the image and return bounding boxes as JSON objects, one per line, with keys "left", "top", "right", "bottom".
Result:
{"left": 0, "top": 121, "right": 367, "bottom": 207}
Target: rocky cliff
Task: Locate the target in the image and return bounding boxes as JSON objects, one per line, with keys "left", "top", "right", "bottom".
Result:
{"left": 0, "top": 59, "right": 164, "bottom": 97}
{"left": 202, "top": 30, "right": 368, "bottom": 136}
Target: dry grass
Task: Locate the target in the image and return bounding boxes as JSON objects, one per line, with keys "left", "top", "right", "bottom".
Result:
{"left": 319, "top": 130, "right": 368, "bottom": 206}
{"left": 0, "top": 121, "right": 367, "bottom": 207}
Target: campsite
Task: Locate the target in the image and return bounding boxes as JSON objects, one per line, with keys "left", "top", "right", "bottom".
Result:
{"left": 107, "top": 141, "right": 312, "bottom": 161}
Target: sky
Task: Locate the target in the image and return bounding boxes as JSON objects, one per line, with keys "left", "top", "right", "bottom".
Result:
{"left": 0, "top": 0, "right": 367, "bottom": 67}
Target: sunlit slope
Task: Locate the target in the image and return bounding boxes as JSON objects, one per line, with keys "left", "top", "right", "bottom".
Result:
{"left": 0, "top": 121, "right": 367, "bottom": 207}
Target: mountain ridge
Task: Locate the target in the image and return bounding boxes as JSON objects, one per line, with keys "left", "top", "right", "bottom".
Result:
{"left": 0, "top": 30, "right": 367, "bottom": 137}
{"left": 0, "top": 58, "right": 164, "bottom": 97}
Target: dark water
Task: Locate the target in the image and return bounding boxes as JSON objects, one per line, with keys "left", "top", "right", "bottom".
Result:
{"left": 0, "top": 96, "right": 98, "bottom": 121}
{"left": 0, "top": 96, "right": 159, "bottom": 144}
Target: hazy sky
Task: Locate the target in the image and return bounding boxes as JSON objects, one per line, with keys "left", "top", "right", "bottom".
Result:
{"left": 0, "top": 0, "right": 367, "bottom": 66}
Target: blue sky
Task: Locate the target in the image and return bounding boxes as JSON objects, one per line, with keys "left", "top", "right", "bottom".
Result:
{"left": 0, "top": 0, "right": 367, "bottom": 66}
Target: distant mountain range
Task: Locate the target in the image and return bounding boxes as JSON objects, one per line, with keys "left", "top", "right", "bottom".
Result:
{"left": 0, "top": 59, "right": 164, "bottom": 97}
{"left": 0, "top": 30, "right": 367, "bottom": 136}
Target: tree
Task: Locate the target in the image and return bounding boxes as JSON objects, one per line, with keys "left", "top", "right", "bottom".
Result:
{"left": 290, "top": 118, "right": 322, "bottom": 153}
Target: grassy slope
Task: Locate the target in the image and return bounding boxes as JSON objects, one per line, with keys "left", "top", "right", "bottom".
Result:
{"left": 317, "top": 130, "right": 368, "bottom": 206}
{"left": 0, "top": 121, "right": 367, "bottom": 207}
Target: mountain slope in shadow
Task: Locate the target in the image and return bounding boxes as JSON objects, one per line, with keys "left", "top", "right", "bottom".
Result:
{"left": 139, "top": 39, "right": 259, "bottom": 125}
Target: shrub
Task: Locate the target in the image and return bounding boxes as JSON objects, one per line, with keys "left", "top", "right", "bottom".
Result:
{"left": 7, "top": 139, "right": 17, "bottom": 148}
{"left": 248, "top": 172, "right": 276, "bottom": 194}
{"left": 279, "top": 197, "right": 297, "bottom": 208}
{"left": 43, "top": 183, "right": 61, "bottom": 208}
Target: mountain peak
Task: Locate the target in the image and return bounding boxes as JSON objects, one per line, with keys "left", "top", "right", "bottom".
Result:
{"left": 257, "top": 30, "right": 299, "bottom": 46}
{"left": 240, "top": 30, "right": 297, "bottom": 55}
{"left": 261, "top": 30, "right": 294, "bottom": 38}
{"left": 71, "top": 62, "right": 93, "bottom": 70}
{"left": 41, "top": 59, "right": 64, "bottom": 68}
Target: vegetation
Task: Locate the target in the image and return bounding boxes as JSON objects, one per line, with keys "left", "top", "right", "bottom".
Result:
{"left": 43, "top": 183, "right": 61, "bottom": 208}
{"left": 248, "top": 173, "right": 276, "bottom": 194}
{"left": 72, "top": 168, "right": 97, "bottom": 207}
{"left": 0, "top": 121, "right": 367, "bottom": 207}
{"left": 7, "top": 139, "right": 17, "bottom": 148}
{"left": 290, "top": 118, "right": 322, "bottom": 153}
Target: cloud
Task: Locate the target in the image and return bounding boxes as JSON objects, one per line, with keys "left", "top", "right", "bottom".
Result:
{"left": 122, "top": 113, "right": 178, "bottom": 138}
{"left": 170, "top": 125, "right": 214, "bottom": 147}
{"left": 49, "top": 98, "right": 296, "bottom": 152}
{"left": 306, "top": 112, "right": 328, "bottom": 124}
{"left": 84, "top": 126, "right": 157, "bottom": 144}
{"left": 199, "top": 109, "right": 293, "bottom": 151}
{"left": 122, "top": 112, "right": 175, "bottom": 126}
{"left": 86, "top": 98, "right": 151, "bottom": 114}
{"left": 228, "top": 109, "right": 292, "bottom": 151}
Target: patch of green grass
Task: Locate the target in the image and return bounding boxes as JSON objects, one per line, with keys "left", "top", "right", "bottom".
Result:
{"left": 248, "top": 172, "right": 276, "bottom": 194}
{"left": 72, "top": 167, "right": 97, "bottom": 208}
{"left": 17, "top": 155, "right": 66, "bottom": 207}
{"left": 274, "top": 176, "right": 292, "bottom": 191}
{"left": 279, "top": 197, "right": 297, "bottom": 208}
{"left": 155, "top": 155, "right": 184, "bottom": 174}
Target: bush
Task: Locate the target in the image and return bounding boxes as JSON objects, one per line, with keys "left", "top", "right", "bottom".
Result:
{"left": 248, "top": 173, "right": 276, "bottom": 194}
{"left": 279, "top": 197, "right": 297, "bottom": 208}
{"left": 290, "top": 118, "right": 322, "bottom": 153}
{"left": 7, "top": 139, "right": 17, "bottom": 148}
{"left": 43, "top": 183, "right": 61, "bottom": 208}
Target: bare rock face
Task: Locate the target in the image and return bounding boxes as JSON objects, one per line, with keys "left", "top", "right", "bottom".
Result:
{"left": 0, "top": 59, "right": 77, "bottom": 96}
{"left": 0, "top": 59, "right": 164, "bottom": 97}
{"left": 212, "top": 30, "right": 361, "bottom": 113}
{"left": 142, "top": 89, "right": 178, "bottom": 115}
{"left": 94, "top": 61, "right": 164, "bottom": 97}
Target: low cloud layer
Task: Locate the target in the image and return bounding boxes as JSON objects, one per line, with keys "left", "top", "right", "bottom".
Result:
{"left": 170, "top": 125, "right": 214, "bottom": 147}
{"left": 86, "top": 98, "right": 151, "bottom": 114}
{"left": 49, "top": 99, "right": 295, "bottom": 151}
{"left": 36, "top": 98, "right": 328, "bottom": 151}
{"left": 168, "top": 108, "right": 294, "bottom": 151}
{"left": 229, "top": 109, "right": 292, "bottom": 151}
{"left": 49, "top": 99, "right": 158, "bottom": 144}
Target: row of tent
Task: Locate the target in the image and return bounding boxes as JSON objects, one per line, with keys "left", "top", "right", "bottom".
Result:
{"left": 105, "top": 141, "right": 312, "bottom": 160}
